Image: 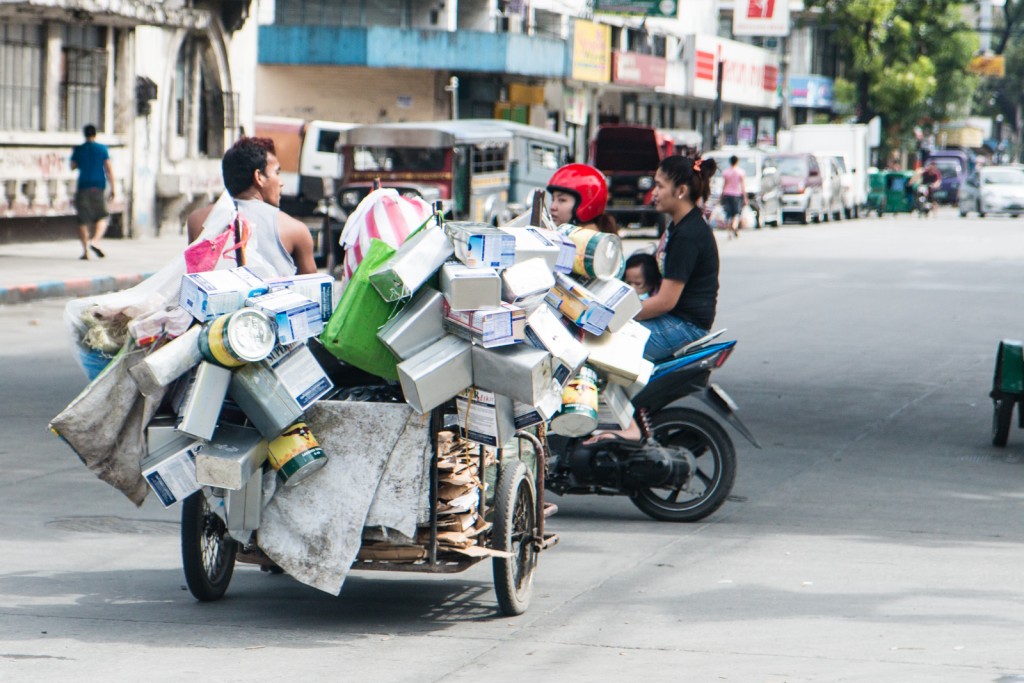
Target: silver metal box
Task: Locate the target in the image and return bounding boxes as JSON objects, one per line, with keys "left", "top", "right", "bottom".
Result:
{"left": 397, "top": 335, "right": 474, "bottom": 414}
{"left": 377, "top": 287, "right": 446, "bottom": 361}
{"left": 194, "top": 423, "right": 268, "bottom": 490}
{"left": 471, "top": 344, "right": 553, "bottom": 406}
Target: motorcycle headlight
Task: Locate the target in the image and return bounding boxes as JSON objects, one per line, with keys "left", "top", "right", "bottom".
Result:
{"left": 341, "top": 190, "right": 361, "bottom": 208}
{"left": 638, "top": 176, "right": 654, "bottom": 190}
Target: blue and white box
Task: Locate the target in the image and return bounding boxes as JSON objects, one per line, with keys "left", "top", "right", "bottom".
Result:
{"left": 179, "top": 267, "right": 268, "bottom": 322}
{"left": 446, "top": 222, "right": 516, "bottom": 269}
{"left": 246, "top": 289, "right": 324, "bottom": 345}
{"left": 265, "top": 273, "right": 338, "bottom": 322}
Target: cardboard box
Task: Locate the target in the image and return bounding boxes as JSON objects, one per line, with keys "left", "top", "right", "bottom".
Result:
{"left": 370, "top": 225, "right": 454, "bottom": 302}
{"left": 444, "top": 301, "right": 525, "bottom": 348}
{"left": 500, "top": 227, "right": 562, "bottom": 270}
{"left": 528, "top": 227, "right": 575, "bottom": 274}
{"left": 472, "top": 344, "right": 553, "bottom": 406}
{"left": 617, "top": 358, "right": 655, "bottom": 398}
{"left": 397, "top": 335, "right": 474, "bottom": 414}
{"left": 586, "top": 276, "right": 642, "bottom": 333}
{"left": 176, "top": 361, "right": 231, "bottom": 441}
{"left": 141, "top": 434, "right": 204, "bottom": 508}
{"left": 194, "top": 423, "right": 267, "bottom": 490}
{"left": 228, "top": 344, "right": 333, "bottom": 438}
{"left": 246, "top": 289, "right": 324, "bottom": 345}
{"left": 446, "top": 222, "right": 516, "bottom": 269}
{"left": 178, "top": 267, "right": 268, "bottom": 322}
{"left": 501, "top": 257, "right": 555, "bottom": 306}
{"left": 377, "top": 287, "right": 446, "bottom": 360}
{"left": 583, "top": 320, "right": 651, "bottom": 384}
{"left": 439, "top": 262, "right": 502, "bottom": 311}
{"left": 454, "top": 389, "right": 516, "bottom": 448}
{"left": 265, "top": 273, "right": 337, "bottom": 322}
{"left": 545, "top": 273, "right": 615, "bottom": 335}
{"left": 524, "top": 305, "right": 589, "bottom": 386}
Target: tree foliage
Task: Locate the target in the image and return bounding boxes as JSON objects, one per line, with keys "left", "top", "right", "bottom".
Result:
{"left": 803, "top": 0, "right": 976, "bottom": 153}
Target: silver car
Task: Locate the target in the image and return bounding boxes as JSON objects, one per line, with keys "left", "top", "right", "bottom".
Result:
{"left": 706, "top": 147, "right": 784, "bottom": 228}
{"left": 958, "top": 166, "right": 1024, "bottom": 218}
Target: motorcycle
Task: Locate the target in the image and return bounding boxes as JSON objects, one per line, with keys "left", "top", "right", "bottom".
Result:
{"left": 545, "top": 331, "right": 760, "bottom": 523}
{"left": 915, "top": 184, "right": 933, "bottom": 218}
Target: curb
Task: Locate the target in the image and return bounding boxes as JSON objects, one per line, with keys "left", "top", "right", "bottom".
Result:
{"left": 0, "top": 273, "right": 154, "bottom": 306}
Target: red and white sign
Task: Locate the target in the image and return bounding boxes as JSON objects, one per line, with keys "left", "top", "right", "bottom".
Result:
{"left": 690, "top": 36, "right": 779, "bottom": 108}
{"left": 732, "top": 0, "right": 790, "bottom": 37}
{"left": 612, "top": 51, "right": 667, "bottom": 88}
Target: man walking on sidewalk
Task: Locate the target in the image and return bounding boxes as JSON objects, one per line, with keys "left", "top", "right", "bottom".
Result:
{"left": 71, "top": 124, "right": 115, "bottom": 260}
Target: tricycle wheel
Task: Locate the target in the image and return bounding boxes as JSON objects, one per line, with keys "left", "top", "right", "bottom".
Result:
{"left": 492, "top": 460, "right": 537, "bottom": 616}
{"left": 181, "top": 491, "right": 237, "bottom": 601}
{"left": 992, "top": 397, "right": 1014, "bottom": 447}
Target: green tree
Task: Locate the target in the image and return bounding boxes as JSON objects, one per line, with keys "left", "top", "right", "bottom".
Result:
{"left": 804, "top": 0, "right": 976, "bottom": 157}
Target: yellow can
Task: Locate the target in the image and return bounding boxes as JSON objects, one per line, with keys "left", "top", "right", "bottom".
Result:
{"left": 550, "top": 366, "right": 599, "bottom": 437}
{"left": 267, "top": 422, "right": 328, "bottom": 487}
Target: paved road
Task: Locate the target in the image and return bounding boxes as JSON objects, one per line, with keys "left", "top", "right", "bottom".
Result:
{"left": 3, "top": 209, "right": 1024, "bottom": 682}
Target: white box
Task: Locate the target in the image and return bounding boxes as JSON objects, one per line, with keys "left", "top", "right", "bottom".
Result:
{"left": 179, "top": 267, "right": 268, "bottom": 322}
{"left": 500, "top": 226, "right": 562, "bottom": 270}
{"left": 596, "top": 382, "right": 635, "bottom": 430}
{"left": 446, "top": 222, "right": 516, "bottom": 268}
{"left": 226, "top": 470, "right": 263, "bottom": 537}
{"left": 524, "top": 305, "right": 589, "bottom": 386}
{"left": 246, "top": 289, "right": 324, "bottom": 345}
{"left": 265, "top": 273, "right": 337, "bottom": 322}
{"left": 528, "top": 227, "right": 575, "bottom": 274}
{"left": 444, "top": 302, "right": 525, "bottom": 348}
{"left": 583, "top": 320, "right": 651, "bottom": 384}
{"left": 545, "top": 273, "right": 615, "bottom": 335}
{"left": 454, "top": 389, "right": 516, "bottom": 448}
{"left": 141, "top": 434, "right": 204, "bottom": 508}
{"left": 501, "top": 257, "right": 555, "bottom": 306}
{"left": 439, "top": 262, "right": 502, "bottom": 311}
{"left": 176, "top": 361, "right": 231, "bottom": 441}
{"left": 586, "top": 276, "right": 642, "bottom": 333}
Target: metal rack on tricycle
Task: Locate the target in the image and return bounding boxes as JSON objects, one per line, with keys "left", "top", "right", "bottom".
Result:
{"left": 178, "top": 402, "right": 558, "bottom": 616}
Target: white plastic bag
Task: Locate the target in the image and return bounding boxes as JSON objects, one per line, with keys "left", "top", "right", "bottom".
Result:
{"left": 740, "top": 205, "right": 756, "bottom": 230}
{"left": 708, "top": 204, "right": 727, "bottom": 230}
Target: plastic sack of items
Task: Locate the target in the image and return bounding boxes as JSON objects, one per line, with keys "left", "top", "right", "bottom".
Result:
{"left": 708, "top": 203, "right": 727, "bottom": 231}
{"left": 337, "top": 188, "right": 433, "bottom": 291}
{"left": 740, "top": 205, "right": 756, "bottom": 231}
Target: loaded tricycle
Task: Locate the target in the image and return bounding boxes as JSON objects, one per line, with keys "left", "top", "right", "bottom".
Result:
{"left": 990, "top": 340, "right": 1024, "bottom": 447}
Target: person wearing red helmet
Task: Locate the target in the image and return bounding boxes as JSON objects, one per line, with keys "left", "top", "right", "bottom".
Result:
{"left": 547, "top": 163, "right": 619, "bottom": 234}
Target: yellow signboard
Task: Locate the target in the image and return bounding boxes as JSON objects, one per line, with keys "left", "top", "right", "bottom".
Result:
{"left": 572, "top": 20, "right": 612, "bottom": 84}
{"left": 969, "top": 55, "right": 1006, "bottom": 77}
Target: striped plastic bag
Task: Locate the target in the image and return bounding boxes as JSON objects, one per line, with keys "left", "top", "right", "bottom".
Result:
{"left": 338, "top": 188, "right": 433, "bottom": 291}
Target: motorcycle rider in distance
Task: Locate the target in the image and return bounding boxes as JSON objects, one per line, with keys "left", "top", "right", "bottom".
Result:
{"left": 921, "top": 160, "right": 942, "bottom": 208}
{"left": 547, "top": 163, "right": 620, "bottom": 234}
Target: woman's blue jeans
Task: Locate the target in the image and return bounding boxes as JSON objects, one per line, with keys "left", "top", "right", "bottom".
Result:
{"left": 638, "top": 315, "right": 709, "bottom": 363}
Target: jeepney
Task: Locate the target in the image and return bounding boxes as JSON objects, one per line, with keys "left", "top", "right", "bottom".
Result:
{"left": 335, "top": 120, "right": 569, "bottom": 225}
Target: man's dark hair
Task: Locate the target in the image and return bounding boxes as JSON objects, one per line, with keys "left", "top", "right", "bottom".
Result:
{"left": 83, "top": 124, "right": 97, "bottom": 138}
{"left": 222, "top": 137, "right": 276, "bottom": 197}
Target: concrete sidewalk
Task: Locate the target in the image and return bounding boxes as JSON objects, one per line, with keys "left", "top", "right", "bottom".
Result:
{"left": 0, "top": 232, "right": 193, "bottom": 306}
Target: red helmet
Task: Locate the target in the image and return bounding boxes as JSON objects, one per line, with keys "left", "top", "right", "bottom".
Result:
{"left": 547, "top": 163, "right": 607, "bottom": 223}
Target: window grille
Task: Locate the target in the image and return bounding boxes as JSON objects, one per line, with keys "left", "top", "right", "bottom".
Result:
{"left": 471, "top": 145, "right": 509, "bottom": 174}
{"left": 0, "top": 23, "right": 43, "bottom": 130}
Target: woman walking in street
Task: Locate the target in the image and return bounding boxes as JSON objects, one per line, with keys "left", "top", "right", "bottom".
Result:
{"left": 720, "top": 155, "right": 747, "bottom": 239}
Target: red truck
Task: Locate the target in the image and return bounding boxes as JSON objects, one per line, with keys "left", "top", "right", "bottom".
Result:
{"left": 589, "top": 124, "right": 673, "bottom": 230}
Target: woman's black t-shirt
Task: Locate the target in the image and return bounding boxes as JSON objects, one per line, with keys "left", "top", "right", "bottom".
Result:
{"left": 656, "top": 206, "right": 719, "bottom": 330}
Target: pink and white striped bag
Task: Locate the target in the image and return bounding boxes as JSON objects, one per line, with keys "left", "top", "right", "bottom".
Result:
{"left": 338, "top": 188, "right": 434, "bottom": 291}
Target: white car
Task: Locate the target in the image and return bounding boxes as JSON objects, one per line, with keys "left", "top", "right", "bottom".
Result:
{"left": 812, "top": 153, "right": 844, "bottom": 222}
{"left": 958, "top": 166, "right": 1024, "bottom": 218}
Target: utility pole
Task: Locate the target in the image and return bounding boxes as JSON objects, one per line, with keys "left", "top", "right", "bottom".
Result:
{"left": 779, "top": 34, "right": 792, "bottom": 131}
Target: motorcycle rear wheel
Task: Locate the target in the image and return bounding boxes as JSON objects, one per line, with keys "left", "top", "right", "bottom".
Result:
{"left": 631, "top": 408, "right": 737, "bottom": 523}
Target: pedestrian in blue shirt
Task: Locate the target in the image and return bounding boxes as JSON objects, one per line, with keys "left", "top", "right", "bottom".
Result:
{"left": 70, "top": 124, "right": 115, "bottom": 260}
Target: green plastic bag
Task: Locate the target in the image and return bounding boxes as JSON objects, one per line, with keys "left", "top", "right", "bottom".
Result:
{"left": 320, "top": 238, "right": 406, "bottom": 380}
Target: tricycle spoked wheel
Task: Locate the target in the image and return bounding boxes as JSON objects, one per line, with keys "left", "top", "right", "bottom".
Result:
{"left": 181, "top": 491, "right": 237, "bottom": 601}
{"left": 631, "top": 408, "right": 737, "bottom": 523}
{"left": 992, "top": 397, "right": 1014, "bottom": 447}
{"left": 492, "top": 460, "right": 537, "bottom": 616}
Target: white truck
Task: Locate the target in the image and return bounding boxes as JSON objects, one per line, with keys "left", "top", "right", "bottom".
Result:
{"left": 776, "top": 121, "right": 880, "bottom": 218}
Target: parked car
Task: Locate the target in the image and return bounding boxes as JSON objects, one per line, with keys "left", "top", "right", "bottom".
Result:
{"left": 824, "top": 152, "right": 857, "bottom": 218}
{"left": 704, "top": 147, "right": 783, "bottom": 228}
{"left": 958, "top": 166, "right": 1024, "bottom": 218}
{"left": 813, "top": 153, "right": 845, "bottom": 222}
{"left": 770, "top": 152, "right": 825, "bottom": 224}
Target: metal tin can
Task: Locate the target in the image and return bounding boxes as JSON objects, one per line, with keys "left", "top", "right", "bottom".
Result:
{"left": 559, "top": 225, "right": 624, "bottom": 279}
{"left": 550, "top": 366, "right": 599, "bottom": 437}
{"left": 198, "top": 308, "right": 276, "bottom": 368}
{"left": 267, "top": 422, "right": 328, "bottom": 487}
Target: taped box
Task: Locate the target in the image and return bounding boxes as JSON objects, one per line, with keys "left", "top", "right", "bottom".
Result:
{"left": 194, "top": 423, "right": 267, "bottom": 490}
{"left": 265, "top": 273, "right": 338, "bottom": 322}
{"left": 179, "top": 267, "right": 268, "bottom": 322}
{"left": 545, "top": 273, "right": 615, "bottom": 336}
{"left": 377, "top": 287, "right": 446, "bottom": 361}
{"left": 228, "top": 344, "right": 333, "bottom": 439}
{"left": 444, "top": 301, "right": 525, "bottom": 348}
{"left": 246, "top": 289, "right": 324, "bottom": 345}
{"left": 501, "top": 257, "right": 555, "bottom": 307}
{"left": 141, "top": 433, "right": 204, "bottom": 508}
{"left": 446, "top": 222, "right": 516, "bottom": 269}
{"left": 524, "top": 305, "right": 589, "bottom": 386}
{"left": 454, "top": 389, "right": 516, "bottom": 448}
{"left": 472, "top": 344, "right": 553, "bottom": 406}
{"left": 397, "top": 335, "right": 474, "bottom": 414}
{"left": 370, "top": 225, "right": 455, "bottom": 302}
{"left": 586, "top": 276, "right": 642, "bottom": 334}
{"left": 583, "top": 320, "right": 651, "bottom": 384}
{"left": 440, "top": 262, "right": 502, "bottom": 311}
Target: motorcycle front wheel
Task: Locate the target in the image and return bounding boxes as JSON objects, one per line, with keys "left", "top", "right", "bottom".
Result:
{"left": 631, "top": 408, "right": 737, "bottom": 523}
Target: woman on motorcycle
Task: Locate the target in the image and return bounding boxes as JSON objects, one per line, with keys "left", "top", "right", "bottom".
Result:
{"left": 636, "top": 154, "right": 720, "bottom": 362}
{"left": 547, "top": 163, "right": 619, "bottom": 234}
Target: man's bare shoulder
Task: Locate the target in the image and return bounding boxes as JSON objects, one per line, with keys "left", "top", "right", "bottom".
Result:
{"left": 186, "top": 205, "right": 215, "bottom": 242}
